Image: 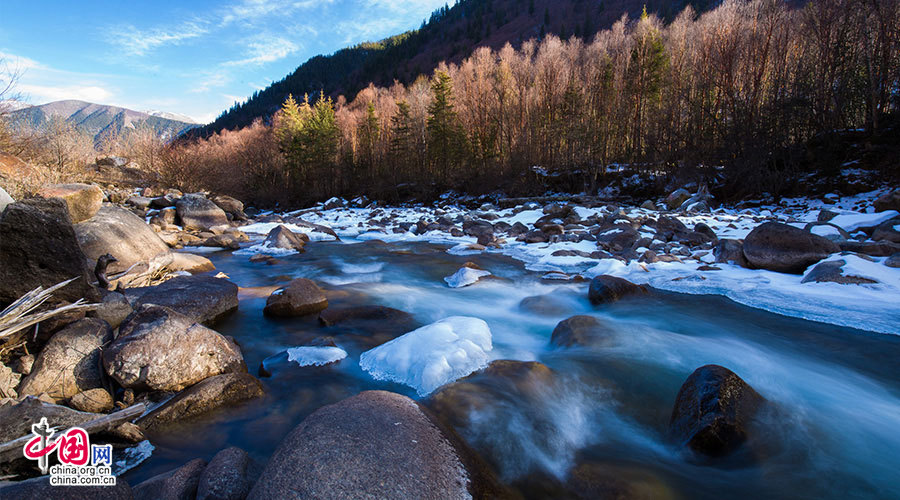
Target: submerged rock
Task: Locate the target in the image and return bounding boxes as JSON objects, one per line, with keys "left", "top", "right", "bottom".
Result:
{"left": 17, "top": 318, "right": 112, "bottom": 402}
{"left": 37, "top": 183, "right": 104, "bottom": 223}
{"left": 588, "top": 275, "right": 646, "bottom": 305}
{"left": 263, "top": 278, "right": 328, "bottom": 317}
{"left": 104, "top": 305, "right": 246, "bottom": 392}
{"left": 669, "top": 364, "right": 765, "bottom": 457}
{"left": 742, "top": 222, "right": 839, "bottom": 274}
{"left": 138, "top": 373, "right": 264, "bottom": 431}
{"left": 566, "top": 462, "right": 676, "bottom": 500}
{"left": 550, "top": 315, "right": 618, "bottom": 347}
{"left": 123, "top": 275, "right": 239, "bottom": 325}
{"left": 248, "top": 390, "right": 489, "bottom": 500}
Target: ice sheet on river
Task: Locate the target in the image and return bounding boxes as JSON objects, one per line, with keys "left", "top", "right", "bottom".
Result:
{"left": 287, "top": 346, "right": 348, "bottom": 367}
{"left": 359, "top": 316, "right": 493, "bottom": 396}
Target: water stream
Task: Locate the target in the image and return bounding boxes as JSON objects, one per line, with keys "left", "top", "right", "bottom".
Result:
{"left": 122, "top": 239, "right": 900, "bottom": 499}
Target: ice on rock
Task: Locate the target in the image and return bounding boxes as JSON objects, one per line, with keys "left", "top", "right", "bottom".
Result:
{"left": 359, "top": 316, "right": 493, "bottom": 396}
{"left": 829, "top": 210, "right": 899, "bottom": 232}
{"left": 286, "top": 346, "right": 348, "bottom": 367}
{"left": 444, "top": 267, "right": 491, "bottom": 288}
{"left": 112, "top": 440, "right": 155, "bottom": 476}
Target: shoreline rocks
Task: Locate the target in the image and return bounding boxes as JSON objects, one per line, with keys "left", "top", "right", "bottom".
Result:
{"left": 742, "top": 222, "right": 839, "bottom": 274}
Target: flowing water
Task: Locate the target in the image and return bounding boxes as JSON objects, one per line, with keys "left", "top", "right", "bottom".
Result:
{"left": 122, "top": 240, "right": 900, "bottom": 499}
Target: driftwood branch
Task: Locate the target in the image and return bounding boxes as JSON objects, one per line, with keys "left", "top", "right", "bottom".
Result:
{"left": 0, "top": 403, "right": 146, "bottom": 464}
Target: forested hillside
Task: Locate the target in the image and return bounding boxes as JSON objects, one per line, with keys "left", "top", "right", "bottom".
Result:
{"left": 163, "top": 0, "right": 899, "bottom": 208}
{"left": 195, "top": 0, "right": 718, "bottom": 136}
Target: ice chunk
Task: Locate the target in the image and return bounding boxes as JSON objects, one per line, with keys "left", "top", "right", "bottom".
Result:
{"left": 286, "top": 346, "right": 348, "bottom": 367}
{"left": 112, "top": 440, "right": 154, "bottom": 476}
{"left": 359, "top": 316, "right": 493, "bottom": 396}
{"left": 444, "top": 267, "right": 491, "bottom": 288}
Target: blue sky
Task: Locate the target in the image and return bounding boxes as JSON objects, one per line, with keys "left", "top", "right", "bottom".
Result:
{"left": 0, "top": 0, "right": 448, "bottom": 123}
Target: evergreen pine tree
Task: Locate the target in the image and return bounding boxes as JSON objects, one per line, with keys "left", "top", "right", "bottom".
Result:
{"left": 426, "top": 70, "right": 467, "bottom": 184}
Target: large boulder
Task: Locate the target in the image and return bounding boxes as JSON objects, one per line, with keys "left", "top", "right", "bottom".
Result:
{"left": 588, "top": 275, "right": 646, "bottom": 305}
{"left": 137, "top": 373, "right": 264, "bottom": 431}
{"left": 17, "top": 318, "right": 112, "bottom": 402}
{"left": 0, "top": 198, "right": 96, "bottom": 305}
{"left": 669, "top": 365, "right": 765, "bottom": 457}
{"left": 134, "top": 458, "right": 207, "bottom": 500}
{"left": 123, "top": 275, "right": 238, "bottom": 325}
{"left": 0, "top": 475, "right": 133, "bottom": 499}
{"left": 262, "top": 225, "right": 308, "bottom": 252}
{"left": 248, "top": 390, "right": 493, "bottom": 500}
{"left": 550, "top": 315, "right": 617, "bottom": 347}
{"left": 103, "top": 305, "right": 246, "bottom": 392}
{"left": 37, "top": 183, "right": 104, "bottom": 223}
{"left": 74, "top": 205, "right": 171, "bottom": 274}
{"left": 742, "top": 222, "right": 839, "bottom": 274}
{"left": 263, "top": 278, "right": 328, "bottom": 317}
{"left": 177, "top": 194, "right": 229, "bottom": 231}
{"left": 196, "top": 447, "right": 255, "bottom": 500}
{"left": 212, "top": 195, "right": 248, "bottom": 221}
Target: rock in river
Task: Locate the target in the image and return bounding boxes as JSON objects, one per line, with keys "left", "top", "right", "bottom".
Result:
{"left": 742, "top": 222, "right": 839, "bottom": 274}
{"left": 138, "top": 373, "right": 265, "bottom": 431}
{"left": 123, "top": 275, "right": 239, "bottom": 325}
{"left": 197, "top": 447, "right": 255, "bottom": 500}
{"left": 177, "top": 193, "right": 229, "bottom": 231}
{"left": 550, "top": 315, "right": 618, "bottom": 347}
{"left": 669, "top": 364, "right": 765, "bottom": 457}
{"left": 248, "top": 390, "right": 493, "bottom": 500}
{"left": 263, "top": 278, "right": 328, "bottom": 317}
{"left": 588, "top": 275, "right": 646, "bottom": 305}
{"left": 103, "top": 305, "right": 246, "bottom": 392}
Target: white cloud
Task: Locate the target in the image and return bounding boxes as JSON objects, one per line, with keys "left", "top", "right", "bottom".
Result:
{"left": 18, "top": 83, "right": 114, "bottom": 103}
{"left": 110, "top": 21, "right": 208, "bottom": 56}
{"left": 223, "top": 35, "right": 298, "bottom": 67}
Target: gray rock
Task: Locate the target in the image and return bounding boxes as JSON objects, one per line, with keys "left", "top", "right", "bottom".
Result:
{"left": 874, "top": 191, "right": 900, "bottom": 213}
{"left": 263, "top": 278, "right": 328, "bottom": 317}
{"left": 18, "top": 318, "right": 112, "bottom": 402}
{"left": 138, "top": 373, "right": 264, "bottom": 431}
{"left": 669, "top": 365, "right": 765, "bottom": 457}
{"left": 37, "top": 183, "right": 104, "bottom": 223}
{"left": 550, "top": 315, "right": 617, "bottom": 347}
{"left": 123, "top": 275, "right": 238, "bottom": 325}
{"left": 94, "top": 291, "right": 133, "bottom": 329}
{"left": 801, "top": 259, "right": 878, "bottom": 285}
{"left": 640, "top": 200, "right": 657, "bottom": 211}
{"left": 134, "top": 458, "right": 207, "bottom": 500}
{"left": 872, "top": 219, "right": 900, "bottom": 243}
{"left": 70, "top": 388, "right": 115, "bottom": 413}
{"left": 104, "top": 305, "right": 246, "bottom": 392}
{"left": 665, "top": 189, "right": 690, "bottom": 210}
{"left": 0, "top": 198, "right": 97, "bottom": 305}
{"left": 595, "top": 225, "right": 639, "bottom": 253}
{"left": 197, "top": 447, "right": 254, "bottom": 500}
{"left": 0, "top": 475, "right": 133, "bottom": 499}
{"left": 817, "top": 209, "right": 839, "bottom": 222}
{"left": 713, "top": 239, "right": 748, "bottom": 267}
{"left": 837, "top": 239, "right": 900, "bottom": 257}
{"left": 742, "top": 222, "right": 839, "bottom": 274}
{"left": 248, "top": 391, "right": 481, "bottom": 500}
{"left": 519, "top": 294, "right": 574, "bottom": 316}
{"left": 176, "top": 194, "right": 229, "bottom": 231}
{"left": 588, "top": 275, "right": 646, "bottom": 305}
{"left": 885, "top": 253, "right": 900, "bottom": 268}
{"left": 262, "top": 225, "right": 308, "bottom": 252}
{"left": 74, "top": 205, "right": 171, "bottom": 275}
{"left": 212, "top": 196, "right": 248, "bottom": 221}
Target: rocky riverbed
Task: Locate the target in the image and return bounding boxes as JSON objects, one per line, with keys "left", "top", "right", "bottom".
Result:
{"left": 1, "top": 183, "right": 899, "bottom": 499}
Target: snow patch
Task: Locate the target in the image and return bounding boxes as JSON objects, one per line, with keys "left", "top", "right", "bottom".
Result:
{"left": 359, "top": 316, "right": 493, "bottom": 396}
